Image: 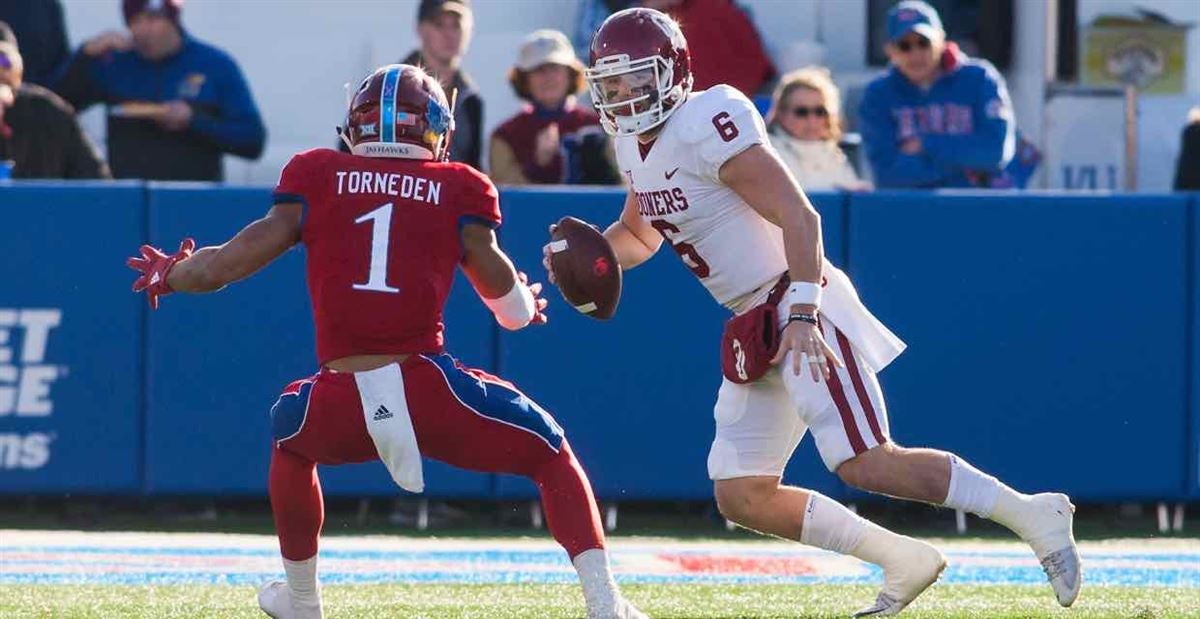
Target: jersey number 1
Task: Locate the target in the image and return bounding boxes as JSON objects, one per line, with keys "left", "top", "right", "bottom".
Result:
{"left": 353, "top": 202, "right": 400, "bottom": 293}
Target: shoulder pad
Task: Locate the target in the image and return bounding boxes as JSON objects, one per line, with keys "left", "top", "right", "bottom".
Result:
{"left": 674, "top": 86, "right": 767, "bottom": 179}
{"left": 678, "top": 86, "right": 760, "bottom": 145}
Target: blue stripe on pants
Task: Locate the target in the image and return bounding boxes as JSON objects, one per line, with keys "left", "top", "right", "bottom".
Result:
{"left": 270, "top": 379, "right": 314, "bottom": 444}
{"left": 426, "top": 354, "right": 564, "bottom": 451}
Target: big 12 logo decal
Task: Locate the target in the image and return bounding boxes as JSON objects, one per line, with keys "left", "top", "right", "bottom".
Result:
{"left": 0, "top": 309, "right": 65, "bottom": 470}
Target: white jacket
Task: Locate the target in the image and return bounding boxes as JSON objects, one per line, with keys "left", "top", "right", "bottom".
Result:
{"left": 769, "top": 132, "right": 863, "bottom": 191}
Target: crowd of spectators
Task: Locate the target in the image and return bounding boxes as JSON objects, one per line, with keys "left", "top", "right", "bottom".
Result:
{"left": 3, "top": 0, "right": 1196, "bottom": 192}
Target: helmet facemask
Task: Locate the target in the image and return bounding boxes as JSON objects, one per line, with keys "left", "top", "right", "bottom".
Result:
{"left": 586, "top": 53, "right": 690, "bottom": 137}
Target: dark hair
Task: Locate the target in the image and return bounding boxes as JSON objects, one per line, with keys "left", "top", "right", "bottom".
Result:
{"left": 507, "top": 64, "right": 586, "bottom": 103}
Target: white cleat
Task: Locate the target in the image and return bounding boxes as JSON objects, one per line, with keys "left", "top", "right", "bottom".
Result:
{"left": 257, "top": 581, "right": 294, "bottom": 619}
{"left": 853, "top": 536, "right": 947, "bottom": 617}
{"left": 588, "top": 596, "right": 649, "bottom": 619}
{"left": 1020, "top": 493, "right": 1082, "bottom": 607}
{"left": 257, "top": 580, "right": 323, "bottom": 619}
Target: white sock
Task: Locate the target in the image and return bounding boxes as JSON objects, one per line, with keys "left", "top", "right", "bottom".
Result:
{"left": 283, "top": 555, "right": 323, "bottom": 618}
{"left": 799, "top": 492, "right": 868, "bottom": 555}
{"left": 942, "top": 455, "right": 1003, "bottom": 518}
{"left": 572, "top": 548, "right": 621, "bottom": 613}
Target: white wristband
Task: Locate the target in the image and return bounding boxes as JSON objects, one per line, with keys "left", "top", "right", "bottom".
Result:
{"left": 786, "top": 281, "right": 822, "bottom": 308}
{"left": 482, "top": 281, "right": 537, "bottom": 330}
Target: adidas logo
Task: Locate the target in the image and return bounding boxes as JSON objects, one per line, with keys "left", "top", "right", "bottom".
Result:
{"left": 373, "top": 405, "right": 393, "bottom": 421}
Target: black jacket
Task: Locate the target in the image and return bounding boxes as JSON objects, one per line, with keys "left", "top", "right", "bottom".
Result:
{"left": 0, "top": 84, "right": 109, "bottom": 179}
{"left": 0, "top": 0, "right": 70, "bottom": 87}
{"left": 402, "top": 51, "right": 483, "bottom": 169}
{"left": 1175, "top": 122, "right": 1200, "bottom": 191}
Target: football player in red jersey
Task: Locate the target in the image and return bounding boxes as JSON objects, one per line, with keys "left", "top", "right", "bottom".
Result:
{"left": 126, "top": 64, "right": 647, "bottom": 619}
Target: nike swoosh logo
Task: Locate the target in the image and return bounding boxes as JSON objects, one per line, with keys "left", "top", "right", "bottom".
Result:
{"left": 665, "top": 167, "right": 680, "bottom": 180}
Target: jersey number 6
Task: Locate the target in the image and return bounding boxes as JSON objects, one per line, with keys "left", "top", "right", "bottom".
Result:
{"left": 651, "top": 219, "right": 711, "bottom": 278}
{"left": 712, "top": 112, "right": 739, "bottom": 143}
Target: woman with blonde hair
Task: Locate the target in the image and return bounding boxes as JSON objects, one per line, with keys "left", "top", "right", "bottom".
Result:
{"left": 767, "top": 66, "right": 868, "bottom": 191}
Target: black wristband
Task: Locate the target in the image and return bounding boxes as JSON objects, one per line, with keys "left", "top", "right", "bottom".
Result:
{"left": 788, "top": 312, "right": 818, "bottom": 326}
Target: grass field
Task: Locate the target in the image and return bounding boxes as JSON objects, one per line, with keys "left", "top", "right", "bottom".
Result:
{"left": 2, "top": 582, "right": 1198, "bottom": 618}
{"left": 2, "top": 527, "right": 1198, "bottom": 618}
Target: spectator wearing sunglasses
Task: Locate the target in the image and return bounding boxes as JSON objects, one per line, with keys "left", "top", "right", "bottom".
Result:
{"left": 766, "top": 67, "right": 867, "bottom": 191}
{"left": 858, "top": 0, "right": 1016, "bottom": 189}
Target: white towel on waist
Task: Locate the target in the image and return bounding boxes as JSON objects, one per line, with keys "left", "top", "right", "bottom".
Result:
{"left": 354, "top": 364, "right": 424, "bottom": 493}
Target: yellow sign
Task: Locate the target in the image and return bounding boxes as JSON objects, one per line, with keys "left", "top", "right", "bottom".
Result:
{"left": 1083, "top": 19, "right": 1189, "bottom": 94}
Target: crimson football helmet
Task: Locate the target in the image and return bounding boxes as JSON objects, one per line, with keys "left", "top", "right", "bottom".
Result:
{"left": 585, "top": 8, "right": 693, "bottom": 137}
{"left": 340, "top": 64, "right": 454, "bottom": 160}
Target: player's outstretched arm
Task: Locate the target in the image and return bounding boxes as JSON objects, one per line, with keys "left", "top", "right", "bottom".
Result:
{"left": 167, "top": 203, "right": 303, "bottom": 293}
{"left": 604, "top": 189, "right": 662, "bottom": 270}
{"left": 460, "top": 222, "right": 548, "bottom": 330}
{"left": 720, "top": 144, "right": 841, "bottom": 382}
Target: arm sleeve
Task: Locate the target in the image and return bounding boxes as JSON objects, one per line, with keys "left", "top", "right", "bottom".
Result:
{"left": 462, "top": 95, "right": 484, "bottom": 169}
{"left": 272, "top": 152, "right": 317, "bottom": 242}
{"left": 920, "top": 65, "right": 1015, "bottom": 171}
{"left": 50, "top": 50, "right": 105, "bottom": 111}
{"left": 33, "top": 0, "right": 71, "bottom": 84}
{"left": 858, "top": 85, "right": 945, "bottom": 188}
{"left": 487, "top": 134, "right": 530, "bottom": 185}
{"left": 455, "top": 165, "right": 502, "bottom": 229}
{"left": 188, "top": 56, "right": 267, "bottom": 160}
{"left": 273, "top": 154, "right": 314, "bottom": 206}
{"left": 682, "top": 86, "right": 768, "bottom": 181}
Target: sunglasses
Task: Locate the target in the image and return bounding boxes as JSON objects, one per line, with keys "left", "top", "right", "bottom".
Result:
{"left": 0, "top": 52, "right": 11, "bottom": 70}
{"left": 790, "top": 105, "right": 829, "bottom": 119}
{"left": 895, "top": 37, "right": 932, "bottom": 53}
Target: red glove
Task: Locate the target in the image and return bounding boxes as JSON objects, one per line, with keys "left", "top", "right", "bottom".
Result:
{"left": 127, "top": 238, "right": 195, "bottom": 309}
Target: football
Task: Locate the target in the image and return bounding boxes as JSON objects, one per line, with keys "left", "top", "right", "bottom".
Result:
{"left": 548, "top": 216, "right": 622, "bottom": 320}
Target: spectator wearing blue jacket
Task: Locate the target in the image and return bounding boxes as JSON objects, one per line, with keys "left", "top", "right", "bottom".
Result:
{"left": 53, "top": 0, "right": 265, "bottom": 181}
{"left": 859, "top": 1, "right": 1015, "bottom": 189}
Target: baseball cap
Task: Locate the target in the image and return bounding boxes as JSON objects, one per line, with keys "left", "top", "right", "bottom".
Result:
{"left": 418, "top": 0, "right": 471, "bottom": 23}
{"left": 514, "top": 30, "right": 580, "bottom": 72}
{"left": 887, "top": 0, "right": 943, "bottom": 42}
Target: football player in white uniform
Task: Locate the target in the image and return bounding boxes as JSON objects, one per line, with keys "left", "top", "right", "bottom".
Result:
{"left": 545, "top": 8, "right": 1081, "bottom": 617}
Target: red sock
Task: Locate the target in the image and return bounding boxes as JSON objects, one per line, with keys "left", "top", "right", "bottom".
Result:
{"left": 269, "top": 445, "right": 324, "bottom": 561}
{"left": 533, "top": 441, "right": 606, "bottom": 558}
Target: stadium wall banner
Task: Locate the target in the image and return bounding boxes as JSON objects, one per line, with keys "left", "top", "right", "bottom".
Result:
{"left": 0, "top": 182, "right": 145, "bottom": 493}
{"left": 844, "top": 191, "right": 1193, "bottom": 501}
{"left": 0, "top": 184, "right": 1197, "bottom": 502}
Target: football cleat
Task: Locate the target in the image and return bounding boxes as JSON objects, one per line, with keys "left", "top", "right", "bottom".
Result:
{"left": 257, "top": 581, "right": 323, "bottom": 619}
{"left": 589, "top": 596, "right": 649, "bottom": 619}
{"left": 1020, "top": 493, "right": 1082, "bottom": 606}
{"left": 257, "top": 581, "right": 293, "bottom": 619}
{"left": 853, "top": 535, "right": 946, "bottom": 617}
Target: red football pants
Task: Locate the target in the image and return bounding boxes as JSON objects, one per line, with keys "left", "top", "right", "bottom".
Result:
{"left": 267, "top": 353, "right": 604, "bottom": 561}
